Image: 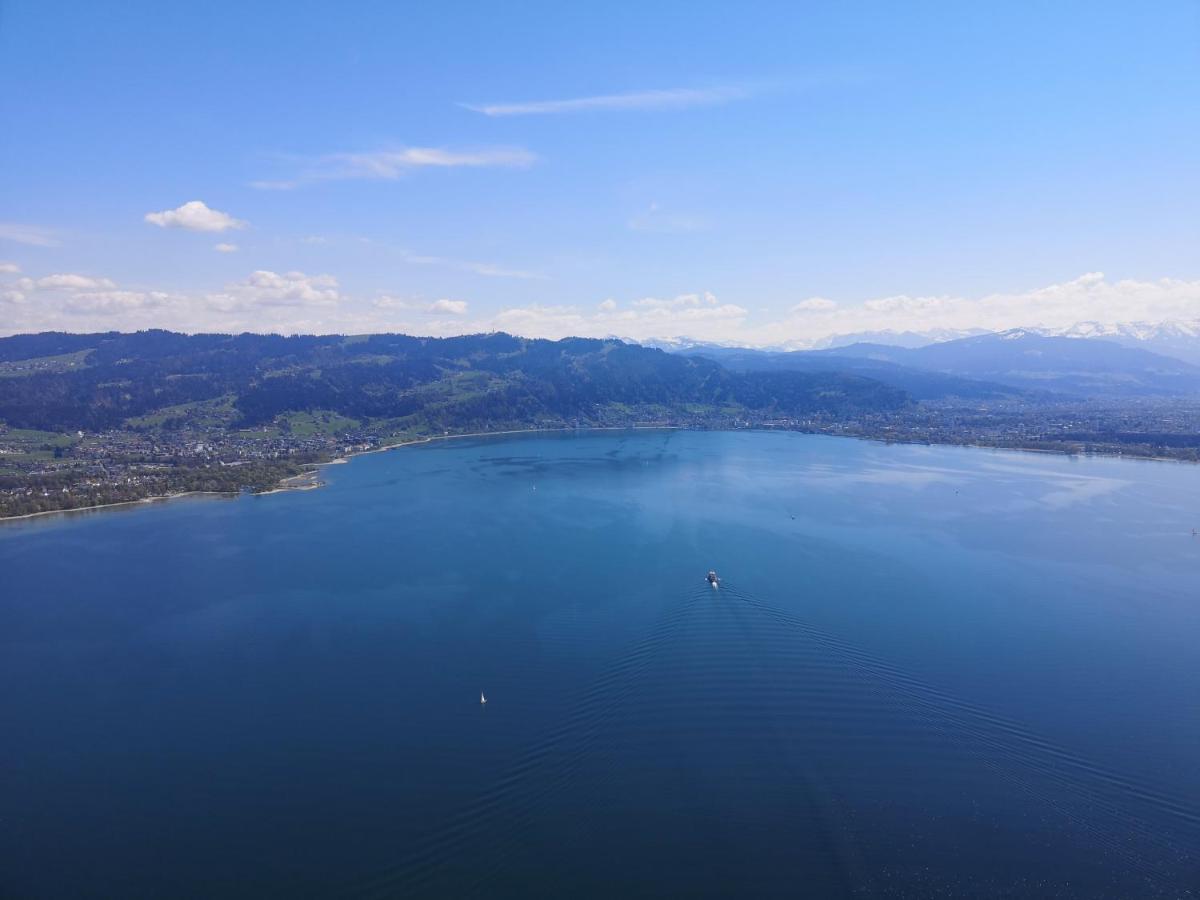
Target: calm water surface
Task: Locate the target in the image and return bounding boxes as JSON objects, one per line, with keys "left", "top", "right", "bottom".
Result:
{"left": 2, "top": 431, "right": 1198, "bottom": 897}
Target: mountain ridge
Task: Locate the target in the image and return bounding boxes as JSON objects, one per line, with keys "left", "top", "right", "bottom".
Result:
{"left": 0, "top": 329, "right": 912, "bottom": 434}
{"left": 662, "top": 327, "right": 1200, "bottom": 398}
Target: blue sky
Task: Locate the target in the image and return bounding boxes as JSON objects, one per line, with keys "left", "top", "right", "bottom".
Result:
{"left": 2, "top": 1, "right": 1198, "bottom": 344}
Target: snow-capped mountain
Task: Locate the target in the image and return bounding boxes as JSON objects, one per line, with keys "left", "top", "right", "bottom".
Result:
{"left": 634, "top": 320, "right": 1200, "bottom": 366}
{"left": 800, "top": 328, "right": 986, "bottom": 352}
{"left": 634, "top": 336, "right": 753, "bottom": 352}
{"left": 1034, "top": 320, "right": 1200, "bottom": 365}
{"left": 637, "top": 328, "right": 985, "bottom": 354}
{"left": 816, "top": 329, "right": 1200, "bottom": 396}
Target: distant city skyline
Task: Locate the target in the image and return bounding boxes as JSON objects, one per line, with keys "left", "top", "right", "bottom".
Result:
{"left": 2, "top": 2, "right": 1198, "bottom": 344}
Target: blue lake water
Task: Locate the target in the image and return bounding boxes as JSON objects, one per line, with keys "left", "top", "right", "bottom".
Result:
{"left": 2, "top": 430, "right": 1199, "bottom": 897}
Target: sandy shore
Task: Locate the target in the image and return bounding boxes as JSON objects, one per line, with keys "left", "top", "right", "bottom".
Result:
{"left": 254, "top": 468, "right": 324, "bottom": 496}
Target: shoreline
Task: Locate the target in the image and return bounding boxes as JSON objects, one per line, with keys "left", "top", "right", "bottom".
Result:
{"left": 0, "top": 425, "right": 677, "bottom": 523}
{"left": 1, "top": 424, "right": 1193, "bottom": 524}
{"left": 254, "top": 468, "right": 325, "bottom": 496}
{"left": 0, "top": 489, "right": 239, "bottom": 523}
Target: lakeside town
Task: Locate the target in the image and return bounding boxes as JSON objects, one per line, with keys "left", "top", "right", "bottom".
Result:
{"left": 5, "top": 396, "right": 1199, "bottom": 519}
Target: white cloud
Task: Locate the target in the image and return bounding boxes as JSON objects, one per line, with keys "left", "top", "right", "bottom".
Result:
{"left": 374, "top": 295, "right": 469, "bottom": 316}
{"left": 374, "top": 295, "right": 420, "bottom": 311}
{"left": 359, "top": 292, "right": 745, "bottom": 342}
{"left": 429, "top": 298, "right": 469, "bottom": 316}
{"left": 214, "top": 242, "right": 239, "bottom": 253}
{"left": 0, "top": 223, "right": 59, "bottom": 247}
{"left": 464, "top": 86, "right": 748, "bottom": 117}
{"left": 211, "top": 270, "right": 340, "bottom": 308}
{"left": 6, "top": 270, "right": 1200, "bottom": 350}
{"left": 793, "top": 297, "right": 838, "bottom": 312}
{"left": 66, "top": 291, "right": 172, "bottom": 313}
{"left": 460, "top": 275, "right": 1200, "bottom": 347}
{"left": 863, "top": 295, "right": 946, "bottom": 314}
{"left": 145, "top": 201, "right": 247, "bottom": 233}
{"left": 36, "top": 273, "right": 116, "bottom": 290}
{"left": 0, "top": 270, "right": 346, "bottom": 335}
{"left": 480, "top": 296, "right": 748, "bottom": 342}
{"left": 0, "top": 262, "right": 20, "bottom": 274}
{"left": 633, "top": 291, "right": 719, "bottom": 310}
{"left": 735, "top": 272, "right": 1200, "bottom": 348}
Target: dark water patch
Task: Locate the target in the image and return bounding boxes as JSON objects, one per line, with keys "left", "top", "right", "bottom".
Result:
{"left": 721, "top": 584, "right": 1199, "bottom": 893}
{"left": 2, "top": 430, "right": 1198, "bottom": 898}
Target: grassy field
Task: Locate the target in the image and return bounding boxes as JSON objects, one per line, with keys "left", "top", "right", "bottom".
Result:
{"left": 277, "top": 410, "right": 361, "bottom": 437}
{"left": 124, "top": 395, "right": 240, "bottom": 430}
{"left": 0, "top": 350, "right": 93, "bottom": 378}
{"left": 0, "top": 427, "right": 81, "bottom": 474}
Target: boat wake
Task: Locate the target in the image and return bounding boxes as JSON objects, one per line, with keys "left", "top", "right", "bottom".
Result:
{"left": 351, "top": 580, "right": 1199, "bottom": 897}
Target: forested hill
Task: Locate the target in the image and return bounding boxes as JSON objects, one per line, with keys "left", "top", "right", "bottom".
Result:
{"left": 0, "top": 330, "right": 910, "bottom": 433}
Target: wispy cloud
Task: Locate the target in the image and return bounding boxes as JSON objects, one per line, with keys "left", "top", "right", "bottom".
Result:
{"left": 463, "top": 85, "right": 749, "bottom": 117}
{"left": 401, "top": 251, "right": 547, "bottom": 281}
{"left": 249, "top": 180, "right": 298, "bottom": 192}
{"left": 374, "top": 295, "right": 469, "bottom": 316}
{"left": 326, "top": 147, "right": 536, "bottom": 178}
{"left": 36, "top": 273, "right": 116, "bottom": 290}
{"left": 0, "top": 223, "right": 60, "bottom": 247}
{"left": 627, "top": 203, "right": 709, "bottom": 234}
{"left": 252, "top": 145, "right": 537, "bottom": 189}
{"left": 65, "top": 290, "right": 172, "bottom": 314}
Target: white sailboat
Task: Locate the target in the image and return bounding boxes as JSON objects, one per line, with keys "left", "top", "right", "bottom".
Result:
{"left": 480, "top": 691, "right": 487, "bottom": 705}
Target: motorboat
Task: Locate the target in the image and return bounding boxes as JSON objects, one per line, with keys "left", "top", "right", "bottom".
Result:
{"left": 706, "top": 570, "right": 720, "bottom": 588}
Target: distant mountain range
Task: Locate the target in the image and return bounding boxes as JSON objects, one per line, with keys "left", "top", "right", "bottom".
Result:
{"left": 676, "top": 345, "right": 1026, "bottom": 401}
{"left": 816, "top": 331, "right": 1200, "bottom": 396}
{"left": 647, "top": 319, "right": 1200, "bottom": 368}
{"left": 0, "top": 330, "right": 910, "bottom": 434}
{"left": 4, "top": 325, "right": 1200, "bottom": 439}
{"left": 1036, "top": 320, "right": 1200, "bottom": 366}
{"left": 640, "top": 328, "right": 986, "bottom": 353}
{"left": 670, "top": 327, "right": 1200, "bottom": 399}
{"left": 801, "top": 328, "right": 989, "bottom": 351}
